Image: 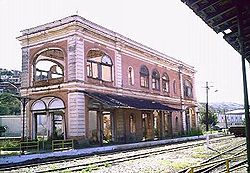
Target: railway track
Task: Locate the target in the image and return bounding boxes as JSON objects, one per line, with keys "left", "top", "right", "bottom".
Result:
{"left": 0, "top": 136, "right": 242, "bottom": 173}
{"left": 178, "top": 140, "right": 247, "bottom": 173}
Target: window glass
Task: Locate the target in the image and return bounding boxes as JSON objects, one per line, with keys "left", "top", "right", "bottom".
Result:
{"left": 152, "top": 70, "right": 160, "bottom": 90}
{"left": 140, "top": 65, "right": 149, "bottom": 88}
{"left": 102, "top": 55, "right": 112, "bottom": 65}
{"left": 162, "top": 73, "right": 169, "bottom": 92}
{"left": 184, "top": 80, "right": 193, "bottom": 98}
{"left": 128, "top": 67, "right": 134, "bottom": 85}
{"left": 102, "top": 65, "right": 112, "bottom": 81}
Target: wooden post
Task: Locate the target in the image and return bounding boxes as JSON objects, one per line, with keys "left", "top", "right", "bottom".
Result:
{"left": 225, "top": 159, "right": 230, "bottom": 173}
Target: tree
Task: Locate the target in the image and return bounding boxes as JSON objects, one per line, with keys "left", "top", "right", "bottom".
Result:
{"left": 0, "top": 93, "right": 20, "bottom": 115}
{"left": 198, "top": 104, "right": 218, "bottom": 129}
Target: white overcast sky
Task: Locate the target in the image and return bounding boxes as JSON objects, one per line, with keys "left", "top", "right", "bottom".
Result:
{"left": 0, "top": 0, "right": 249, "bottom": 104}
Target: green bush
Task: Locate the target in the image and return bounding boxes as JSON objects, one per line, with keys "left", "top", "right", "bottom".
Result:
{"left": 0, "top": 140, "right": 20, "bottom": 150}
{"left": 186, "top": 129, "right": 203, "bottom": 136}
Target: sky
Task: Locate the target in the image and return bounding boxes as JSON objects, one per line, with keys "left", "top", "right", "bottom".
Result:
{"left": 0, "top": 0, "right": 249, "bottom": 104}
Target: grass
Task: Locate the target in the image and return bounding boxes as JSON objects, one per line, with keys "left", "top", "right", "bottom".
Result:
{"left": 191, "top": 153, "right": 209, "bottom": 159}
{"left": 0, "top": 139, "right": 20, "bottom": 155}
{"left": 160, "top": 159, "right": 195, "bottom": 171}
{"left": 171, "top": 161, "right": 192, "bottom": 170}
{"left": 49, "top": 163, "right": 59, "bottom": 170}
{"left": 0, "top": 139, "right": 19, "bottom": 148}
{"left": 81, "top": 164, "right": 99, "bottom": 173}
{"left": 104, "top": 162, "right": 111, "bottom": 167}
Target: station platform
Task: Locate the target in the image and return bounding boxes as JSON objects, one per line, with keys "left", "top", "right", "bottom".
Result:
{"left": 0, "top": 134, "right": 226, "bottom": 166}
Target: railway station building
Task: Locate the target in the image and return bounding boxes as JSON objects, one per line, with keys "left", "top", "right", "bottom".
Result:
{"left": 17, "top": 15, "right": 198, "bottom": 145}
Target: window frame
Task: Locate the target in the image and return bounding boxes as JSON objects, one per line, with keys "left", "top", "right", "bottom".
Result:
{"left": 140, "top": 65, "right": 149, "bottom": 88}
{"left": 86, "top": 52, "right": 113, "bottom": 82}
{"left": 152, "top": 69, "right": 160, "bottom": 91}
{"left": 184, "top": 80, "right": 193, "bottom": 98}
{"left": 162, "top": 73, "right": 170, "bottom": 93}
{"left": 128, "top": 66, "right": 134, "bottom": 86}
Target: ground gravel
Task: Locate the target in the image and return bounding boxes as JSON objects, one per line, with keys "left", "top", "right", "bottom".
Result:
{"left": 93, "top": 137, "right": 245, "bottom": 173}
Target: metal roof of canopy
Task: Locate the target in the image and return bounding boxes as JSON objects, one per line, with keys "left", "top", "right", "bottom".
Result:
{"left": 181, "top": 0, "right": 250, "bottom": 63}
{"left": 85, "top": 91, "right": 180, "bottom": 111}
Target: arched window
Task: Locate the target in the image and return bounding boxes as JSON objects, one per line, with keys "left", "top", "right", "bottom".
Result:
{"left": 152, "top": 69, "right": 160, "bottom": 90}
{"left": 87, "top": 50, "right": 113, "bottom": 82}
{"left": 34, "top": 49, "right": 64, "bottom": 82}
{"left": 162, "top": 73, "right": 169, "bottom": 92}
{"left": 31, "top": 100, "right": 46, "bottom": 111}
{"left": 128, "top": 66, "right": 134, "bottom": 85}
{"left": 140, "top": 65, "right": 149, "bottom": 88}
{"left": 184, "top": 80, "right": 193, "bottom": 98}
{"left": 129, "top": 114, "right": 136, "bottom": 133}
{"left": 48, "top": 98, "right": 65, "bottom": 109}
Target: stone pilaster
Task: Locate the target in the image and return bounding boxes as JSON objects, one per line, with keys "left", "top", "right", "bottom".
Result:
{"left": 21, "top": 48, "right": 29, "bottom": 88}
{"left": 67, "top": 35, "right": 84, "bottom": 81}
{"left": 115, "top": 50, "right": 122, "bottom": 87}
{"left": 67, "top": 92, "right": 85, "bottom": 137}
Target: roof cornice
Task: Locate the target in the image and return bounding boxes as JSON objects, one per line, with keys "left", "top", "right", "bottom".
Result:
{"left": 18, "top": 15, "right": 195, "bottom": 72}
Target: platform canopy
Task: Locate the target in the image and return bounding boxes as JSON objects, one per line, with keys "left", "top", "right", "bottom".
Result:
{"left": 85, "top": 91, "right": 180, "bottom": 111}
{"left": 181, "top": 0, "right": 250, "bottom": 63}
{"left": 181, "top": 0, "right": 250, "bottom": 171}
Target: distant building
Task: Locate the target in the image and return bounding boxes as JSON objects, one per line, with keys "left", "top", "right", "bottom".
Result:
{"left": 0, "top": 69, "right": 21, "bottom": 94}
{"left": 217, "top": 109, "right": 248, "bottom": 128}
{"left": 8, "top": 75, "right": 21, "bottom": 84}
{"left": 0, "top": 82, "right": 20, "bottom": 94}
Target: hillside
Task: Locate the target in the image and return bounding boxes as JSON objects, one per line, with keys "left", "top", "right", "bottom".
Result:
{"left": 199, "top": 102, "right": 244, "bottom": 113}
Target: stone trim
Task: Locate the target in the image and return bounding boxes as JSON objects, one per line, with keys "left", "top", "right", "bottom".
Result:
{"left": 18, "top": 15, "right": 195, "bottom": 72}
